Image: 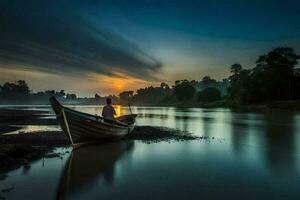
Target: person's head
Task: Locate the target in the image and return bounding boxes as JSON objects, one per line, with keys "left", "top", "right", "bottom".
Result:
{"left": 106, "top": 98, "right": 112, "bottom": 105}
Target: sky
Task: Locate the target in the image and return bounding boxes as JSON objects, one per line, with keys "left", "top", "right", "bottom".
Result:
{"left": 0, "top": 0, "right": 300, "bottom": 96}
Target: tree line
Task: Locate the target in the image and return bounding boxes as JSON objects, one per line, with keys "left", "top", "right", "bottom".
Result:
{"left": 0, "top": 47, "right": 299, "bottom": 106}
{"left": 119, "top": 47, "right": 300, "bottom": 106}
{"left": 0, "top": 81, "right": 79, "bottom": 104}
{"left": 228, "top": 47, "right": 300, "bottom": 105}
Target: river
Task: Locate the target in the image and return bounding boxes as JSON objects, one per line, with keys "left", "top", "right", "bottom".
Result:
{"left": 1, "top": 106, "right": 300, "bottom": 199}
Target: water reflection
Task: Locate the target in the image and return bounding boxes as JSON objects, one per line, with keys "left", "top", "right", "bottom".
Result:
{"left": 2, "top": 105, "right": 300, "bottom": 199}
{"left": 230, "top": 112, "right": 250, "bottom": 154}
{"left": 263, "top": 112, "right": 296, "bottom": 176}
{"left": 57, "top": 141, "right": 134, "bottom": 199}
{"left": 174, "top": 108, "right": 190, "bottom": 132}
{"left": 201, "top": 114, "right": 215, "bottom": 138}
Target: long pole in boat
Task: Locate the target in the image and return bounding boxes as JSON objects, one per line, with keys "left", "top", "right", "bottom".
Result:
{"left": 128, "top": 103, "right": 133, "bottom": 115}
{"left": 61, "top": 108, "right": 75, "bottom": 147}
{"left": 127, "top": 102, "right": 134, "bottom": 134}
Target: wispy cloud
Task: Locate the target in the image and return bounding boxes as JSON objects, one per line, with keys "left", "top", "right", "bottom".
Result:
{"left": 0, "top": 0, "right": 161, "bottom": 80}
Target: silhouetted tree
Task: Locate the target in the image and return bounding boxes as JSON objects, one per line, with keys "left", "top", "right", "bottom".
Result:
{"left": 66, "top": 94, "right": 77, "bottom": 100}
{"left": 95, "top": 93, "right": 101, "bottom": 100}
{"left": 160, "top": 82, "right": 170, "bottom": 89}
{"left": 190, "top": 77, "right": 229, "bottom": 95}
{"left": 228, "top": 47, "right": 300, "bottom": 105}
{"left": 57, "top": 90, "right": 66, "bottom": 98}
{"left": 119, "top": 91, "right": 134, "bottom": 103}
{"left": 228, "top": 64, "right": 251, "bottom": 104}
{"left": 253, "top": 47, "right": 300, "bottom": 101}
{"left": 230, "top": 63, "right": 242, "bottom": 75}
{"left": 173, "top": 80, "right": 196, "bottom": 101}
{"left": 197, "top": 87, "right": 221, "bottom": 102}
{"left": 0, "top": 80, "right": 30, "bottom": 102}
{"left": 132, "top": 85, "right": 172, "bottom": 105}
{"left": 16, "top": 80, "right": 30, "bottom": 96}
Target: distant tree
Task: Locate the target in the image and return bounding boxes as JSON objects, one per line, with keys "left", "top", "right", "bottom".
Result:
{"left": 1, "top": 82, "right": 16, "bottom": 99}
{"left": 45, "top": 90, "right": 55, "bottom": 97}
{"left": 201, "top": 76, "right": 217, "bottom": 88}
{"left": 230, "top": 63, "right": 242, "bottom": 75}
{"left": 174, "top": 80, "right": 181, "bottom": 86}
{"left": 190, "top": 77, "right": 229, "bottom": 95}
{"left": 227, "top": 47, "right": 300, "bottom": 104}
{"left": 0, "top": 80, "right": 30, "bottom": 102}
{"left": 66, "top": 94, "right": 77, "bottom": 100}
{"left": 256, "top": 47, "right": 299, "bottom": 68}
{"left": 57, "top": 90, "right": 65, "bottom": 98}
{"left": 197, "top": 87, "right": 221, "bottom": 102}
{"left": 173, "top": 80, "right": 196, "bottom": 101}
{"left": 228, "top": 64, "right": 251, "bottom": 104}
{"left": 220, "top": 79, "right": 230, "bottom": 95}
{"left": 34, "top": 91, "right": 45, "bottom": 98}
{"left": 202, "top": 76, "right": 212, "bottom": 82}
{"left": 133, "top": 85, "right": 173, "bottom": 105}
{"left": 253, "top": 47, "right": 300, "bottom": 101}
{"left": 119, "top": 91, "right": 134, "bottom": 102}
{"left": 95, "top": 93, "right": 101, "bottom": 100}
{"left": 160, "top": 82, "right": 170, "bottom": 89}
{"left": 17, "top": 80, "right": 30, "bottom": 96}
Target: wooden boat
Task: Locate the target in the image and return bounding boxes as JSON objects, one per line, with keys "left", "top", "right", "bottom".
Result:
{"left": 49, "top": 96, "right": 137, "bottom": 148}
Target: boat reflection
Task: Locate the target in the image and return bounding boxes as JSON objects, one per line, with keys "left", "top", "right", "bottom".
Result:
{"left": 56, "top": 141, "right": 134, "bottom": 199}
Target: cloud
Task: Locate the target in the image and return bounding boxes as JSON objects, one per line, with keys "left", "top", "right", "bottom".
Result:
{"left": 0, "top": 0, "right": 161, "bottom": 80}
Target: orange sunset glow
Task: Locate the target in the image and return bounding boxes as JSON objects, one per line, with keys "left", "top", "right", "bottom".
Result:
{"left": 92, "top": 73, "right": 158, "bottom": 95}
{"left": 0, "top": 66, "right": 160, "bottom": 96}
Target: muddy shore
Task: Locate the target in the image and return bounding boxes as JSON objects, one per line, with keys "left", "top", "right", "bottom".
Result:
{"left": 0, "top": 108, "right": 201, "bottom": 176}
{"left": 0, "top": 128, "right": 199, "bottom": 175}
{"left": 0, "top": 144, "right": 52, "bottom": 177}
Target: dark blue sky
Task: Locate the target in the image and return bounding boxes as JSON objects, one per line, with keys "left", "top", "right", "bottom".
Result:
{"left": 96, "top": 0, "right": 300, "bottom": 40}
{"left": 0, "top": 0, "right": 299, "bottom": 95}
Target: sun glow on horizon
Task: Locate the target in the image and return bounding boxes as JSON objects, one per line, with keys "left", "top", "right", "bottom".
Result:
{"left": 114, "top": 80, "right": 125, "bottom": 91}
{"left": 0, "top": 67, "right": 160, "bottom": 97}
{"left": 92, "top": 73, "right": 158, "bottom": 95}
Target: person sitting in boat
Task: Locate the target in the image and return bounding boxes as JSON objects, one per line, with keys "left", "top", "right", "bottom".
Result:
{"left": 102, "top": 98, "right": 116, "bottom": 120}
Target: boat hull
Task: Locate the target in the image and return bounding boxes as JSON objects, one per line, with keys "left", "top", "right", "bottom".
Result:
{"left": 49, "top": 97, "right": 136, "bottom": 146}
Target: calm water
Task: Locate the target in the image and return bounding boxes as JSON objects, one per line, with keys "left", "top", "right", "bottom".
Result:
{"left": 1, "top": 106, "right": 300, "bottom": 199}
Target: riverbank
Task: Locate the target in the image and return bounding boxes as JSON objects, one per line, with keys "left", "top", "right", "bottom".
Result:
{"left": 0, "top": 108, "right": 57, "bottom": 175}
{"left": 0, "top": 126, "right": 68, "bottom": 176}
{"left": 0, "top": 144, "right": 56, "bottom": 177}
{"left": 0, "top": 106, "right": 200, "bottom": 176}
{"left": 0, "top": 127, "right": 199, "bottom": 176}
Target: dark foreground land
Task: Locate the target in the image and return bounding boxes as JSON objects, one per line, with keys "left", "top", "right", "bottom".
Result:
{"left": 0, "top": 108, "right": 199, "bottom": 176}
